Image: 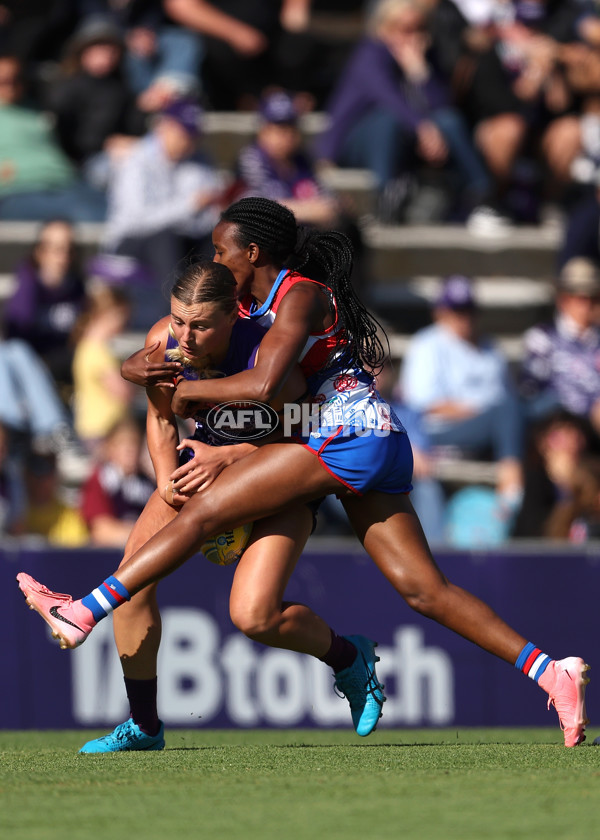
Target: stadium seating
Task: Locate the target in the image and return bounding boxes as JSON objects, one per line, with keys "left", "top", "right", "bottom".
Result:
{"left": 0, "top": 113, "right": 563, "bottom": 490}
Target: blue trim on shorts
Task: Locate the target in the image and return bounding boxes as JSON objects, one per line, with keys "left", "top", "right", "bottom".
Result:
{"left": 301, "top": 427, "right": 414, "bottom": 495}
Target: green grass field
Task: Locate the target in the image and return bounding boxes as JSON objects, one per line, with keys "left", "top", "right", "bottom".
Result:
{"left": 1, "top": 728, "right": 598, "bottom": 840}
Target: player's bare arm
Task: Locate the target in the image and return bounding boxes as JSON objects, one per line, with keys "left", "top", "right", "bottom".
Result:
{"left": 171, "top": 282, "right": 326, "bottom": 413}
{"left": 143, "top": 318, "right": 183, "bottom": 504}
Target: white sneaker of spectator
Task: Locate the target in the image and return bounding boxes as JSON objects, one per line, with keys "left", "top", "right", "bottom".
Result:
{"left": 466, "top": 205, "right": 512, "bottom": 238}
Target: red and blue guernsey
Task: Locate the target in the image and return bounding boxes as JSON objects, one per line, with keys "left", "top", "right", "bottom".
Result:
{"left": 239, "top": 269, "right": 405, "bottom": 435}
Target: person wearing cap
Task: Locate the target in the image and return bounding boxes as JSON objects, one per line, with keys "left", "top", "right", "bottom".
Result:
{"left": 101, "top": 96, "right": 224, "bottom": 328}
{"left": 234, "top": 90, "right": 342, "bottom": 228}
{"left": 520, "top": 257, "right": 600, "bottom": 435}
{"left": 44, "top": 16, "right": 146, "bottom": 176}
{"left": 401, "top": 274, "right": 524, "bottom": 507}
{"left": 71, "top": 3, "right": 203, "bottom": 113}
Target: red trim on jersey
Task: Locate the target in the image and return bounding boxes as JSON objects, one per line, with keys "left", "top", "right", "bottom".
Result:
{"left": 239, "top": 272, "right": 341, "bottom": 335}
{"left": 269, "top": 272, "right": 339, "bottom": 333}
{"left": 239, "top": 271, "right": 347, "bottom": 378}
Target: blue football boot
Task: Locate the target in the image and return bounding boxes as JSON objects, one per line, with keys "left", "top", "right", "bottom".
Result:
{"left": 333, "top": 635, "right": 386, "bottom": 736}
{"left": 79, "top": 719, "right": 165, "bottom": 753}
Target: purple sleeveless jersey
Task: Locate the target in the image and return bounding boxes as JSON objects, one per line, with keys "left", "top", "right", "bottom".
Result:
{"left": 167, "top": 317, "right": 266, "bottom": 450}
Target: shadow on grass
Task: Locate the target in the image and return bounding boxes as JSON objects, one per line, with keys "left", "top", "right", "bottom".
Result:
{"left": 163, "top": 741, "right": 504, "bottom": 751}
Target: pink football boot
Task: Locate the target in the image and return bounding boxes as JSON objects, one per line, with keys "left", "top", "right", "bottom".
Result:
{"left": 17, "top": 573, "right": 95, "bottom": 649}
{"left": 538, "top": 657, "right": 590, "bottom": 747}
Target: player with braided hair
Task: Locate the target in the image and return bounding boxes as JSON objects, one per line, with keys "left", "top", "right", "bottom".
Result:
{"left": 219, "top": 196, "right": 386, "bottom": 376}
{"left": 18, "top": 197, "right": 590, "bottom": 748}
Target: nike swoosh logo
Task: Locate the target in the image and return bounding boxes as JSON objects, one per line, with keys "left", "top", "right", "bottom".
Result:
{"left": 49, "top": 606, "right": 84, "bottom": 632}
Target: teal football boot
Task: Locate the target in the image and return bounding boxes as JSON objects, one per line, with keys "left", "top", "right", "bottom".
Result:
{"left": 79, "top": 719, "right": 165, "bottom": 753}
{"left": 334, "top": 635, "right": 386, "bottom": 736}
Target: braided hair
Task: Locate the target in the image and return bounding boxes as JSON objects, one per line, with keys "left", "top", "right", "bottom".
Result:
{"left": 220, "top": 197, "right": 387, "bottom": 373}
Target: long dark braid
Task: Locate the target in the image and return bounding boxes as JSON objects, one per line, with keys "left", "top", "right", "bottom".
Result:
{"left": 220, "top": 197, "right": 388, "bottom": 373}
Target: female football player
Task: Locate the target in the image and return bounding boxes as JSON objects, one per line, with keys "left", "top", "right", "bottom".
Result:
{"left": 54, "top": 256, "right": 383, "bottom": 752}
{"left": 19, "top": 199, "right": 589, "bottom": 748}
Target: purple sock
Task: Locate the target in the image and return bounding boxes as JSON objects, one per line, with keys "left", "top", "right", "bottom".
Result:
{"left": 319, "top": 630, "right": 358, "bottom": 673}
{"left": 124, "top": 677, "right": 160, "bottom": 736}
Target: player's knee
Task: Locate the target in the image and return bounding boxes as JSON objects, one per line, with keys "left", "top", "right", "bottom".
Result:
{"left": 230, "top": 601, "right": 278, "bottom": 640}
{"left": 180, "top": 492, "right": 222, "bottom": 542}
{"left": 401, "top": 576, "right": 449, "bottom": 617}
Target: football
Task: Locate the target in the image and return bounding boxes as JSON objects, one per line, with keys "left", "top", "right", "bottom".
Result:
{"left": 201, "top": 523, "right": 253, "bottom": 566}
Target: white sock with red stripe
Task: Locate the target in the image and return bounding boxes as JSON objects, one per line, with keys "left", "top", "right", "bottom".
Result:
{"left": 81, "top": 575, "right": 131, "bottom": 622}
{"left": 515, "top": 642, "right": 552, "bottom": 682}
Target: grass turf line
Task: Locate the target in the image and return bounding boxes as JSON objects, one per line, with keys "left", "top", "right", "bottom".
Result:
{"left": 1, "top": 728, "right": 599, "bottom": 840}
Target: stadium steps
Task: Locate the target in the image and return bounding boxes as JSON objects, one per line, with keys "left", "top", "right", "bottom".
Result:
{"left": 363, "top": 222, "right": 560, "bottom": 340}
{"left": 365, "top": 221, "right": 559, "bottom": 278}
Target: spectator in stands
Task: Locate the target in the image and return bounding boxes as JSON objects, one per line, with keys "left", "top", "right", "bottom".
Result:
{"left": 0, "top": 420, "right": 25, "bottom": 537}
{"left": 428, "top": 0, "right": 528, "bottom": 229}
{"left": 519, "top": 257, "right": 600, "bottom": 435}
{"left": 233, "top": 88, "right": 366, "bottom": 280}
{"left": 5, "top": 219, "right": 87, "bottom": 389}
{"left": 560, "top": 171, "right": 600, "bottom": 267}
{"left": 44, "top": 17, "right": 146, "bottom": 182}
{"left": 74, "top": 1, "right": 203, "bottom": 112}
{"left": 491, "top": 0, "right": 583, "bottom": 191}
{"left": 401, "top": 274, "right": 524, "bottom": 512}
{"left": 316, "top": 0, "right": 494, "bottom": 225}
{"left": 22, "top": 450, "right": 88, "bottom": 546}
{"left": 101, "top": 96, "right": 223, "bottom": 328}
{"left": 512, "top": 408, "right": 591, "bottom": 538}
{"left": 80, "top": 415, "right": 154, "bottom": 547}
{"left": 71, "top": 283, "right": 135, "bottom": 454}
{"left": 164, "top": 0, "right": 320, "bottom": 110}
{"left": 545, "top": 454, "right": 600, "bottom": 542}
{"left": 560, "top": 6, "right": 600, "bottom": 188}
{"left": 0, "top": 337, "right": 79, "bottom": 457}
{"left": 235, "top": 90, "right": 342, "bottom": 227}
{"left": 430, "top": 0, "right": 585, "bottom": 226}
{"left": 0, "top": 54, "right": 106, "bottom": 222}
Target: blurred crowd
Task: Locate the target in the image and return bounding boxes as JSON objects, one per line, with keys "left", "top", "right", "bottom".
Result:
{"left": 2, "top": 0, "right": 600, "bottom": 549}
{"left": 391, "top": 263, "right": 600, "bottom": 548}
